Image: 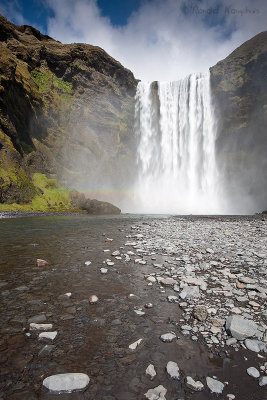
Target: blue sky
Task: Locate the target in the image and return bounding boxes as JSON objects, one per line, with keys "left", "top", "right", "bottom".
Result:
{"left": 0, "top": 0, "right": 145, "bottom": 30}
{"left": 0, "top": 0, "right": 266, "bottom": 80}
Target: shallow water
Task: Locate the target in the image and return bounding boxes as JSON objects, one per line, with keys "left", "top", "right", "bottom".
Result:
{"left": 0, "top": 215, "right": 265, "bottom": 400}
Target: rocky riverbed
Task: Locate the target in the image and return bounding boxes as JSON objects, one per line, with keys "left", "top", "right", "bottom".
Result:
{"left": 0, "top": 214, "right": 266, "bottom": 399}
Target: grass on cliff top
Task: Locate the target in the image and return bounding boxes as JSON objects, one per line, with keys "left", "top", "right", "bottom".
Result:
{"left": 0, "top": 173, "right": 80, "bottom": 212}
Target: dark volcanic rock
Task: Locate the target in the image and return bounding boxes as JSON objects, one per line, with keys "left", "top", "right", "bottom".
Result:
{"left": 210, "top": 31, "right": 267, "bottom": 212}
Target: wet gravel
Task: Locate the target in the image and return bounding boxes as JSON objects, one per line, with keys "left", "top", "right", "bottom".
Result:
{"left": 0, "top": 214, "right": 266, "bottom": 400}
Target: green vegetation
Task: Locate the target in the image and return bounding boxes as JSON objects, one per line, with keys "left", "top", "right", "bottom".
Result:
{"left": 0, "top": 173, "right": 80, "bottom": 212}
{"left": 31, "top": 67, "right": 73, "bottom": 107}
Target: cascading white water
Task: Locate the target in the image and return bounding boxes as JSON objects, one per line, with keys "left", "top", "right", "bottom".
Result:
{"left": 134, "top": 72, "right": 220, "bottom": 214}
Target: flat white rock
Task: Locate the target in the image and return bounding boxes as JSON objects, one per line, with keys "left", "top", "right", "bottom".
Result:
{"left": 43, "top": 373, "right": 90, "bottom": 393}
{"left": 160, "top": 333, "right": 176, "bottom": 342}
{"left": 134, "top": 310, "right": 145, "bottom": 316}
{"left": 39, "top": 331, "right": 58, "bottom": 340}
{"left": 100, "top": 268, "right": 108, "bottom": 274}
{"left": 206, "top": 377, "right": 224, "bottom": 394}
{"left": 144, "top": 385, "right": 167, "bottom": 400}
{"left": 129, "top": 338, "right": 143, "bottom": 350}
{"left": 30, "top": 323, "right": 53, "bottom": 331}
{"left": 166, "top": 361, "right": 180, "bottom": 379}
{"left": 146, "top": 364, "right": 156, "bottom": 380}
{"left": 226, "top": 315, "right": 258, "bottom": 340}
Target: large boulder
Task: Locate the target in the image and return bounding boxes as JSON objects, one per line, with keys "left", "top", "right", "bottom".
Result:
{"left": 225, "top": 315, "right": 258, "bottom": 340}
{"left": 43, "top": 373, "right": 90, "bottom": 393}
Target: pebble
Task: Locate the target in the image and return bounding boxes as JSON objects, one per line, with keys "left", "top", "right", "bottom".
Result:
{"left": 186, "top": 376, "right": 204, "bottom": 391}
{"left": 30, "top": 323, "right": 53, "bottom": 331}
{"left": 193, "top": 305, "right": 207, "bottom": 321}
{"left": 166, "top": 361, "right": 180, "bottom": 379}
{"left": 145, "top": 303, "right": 153, "bottom": 308}
{"left": 129, "top": 338, "right": 143, "bottom": 350}
{"left": 37, "top": 259, "right": 49, "bottom": 266}
{"left": 167, "top": 295, "right": 178, "bottom": 303}
{"left": 43, "top": 373, "right": 90, "bottom": 393}
{"left": 84, "top": 261, "right": 91, "bottom": 266}
{"left": 146, "top": 364, "right": 156, "bottom": 380}
{"left": 206, "top": 377, "right": 224, "bottom": 394}
{"left": 160, "top": 333, "right": 176, "bottom": 343}
{"left": 247, "top": 367, "right": 260, "bottom": 378}
{"left": 134, "top": 310, "right": 145, "bottom": 316}
{"left": 144, "top": 385, "right": 167, "bottom": 400}
{"left": 39, "top": 331, "right": 58, "bottom": 341}
{"left": 259, "top": 376, "right": 267, "bottom": 386}
{"left": 100, "top": 268, "right": 108, "bottom": 274}
{"left": 244, "top": 339, "right": 265, "bottom": 353}
{"left": 89, "top": 295, "right": 99, "bottom": 304}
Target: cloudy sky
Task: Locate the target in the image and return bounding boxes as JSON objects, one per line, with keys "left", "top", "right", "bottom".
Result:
{"left": 0, "top": 0, "right": 266, "bottom": 80}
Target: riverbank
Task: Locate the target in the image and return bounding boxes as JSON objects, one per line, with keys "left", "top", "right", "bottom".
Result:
{"left": 0, "top": 214, "right": 266, "bottom": 399}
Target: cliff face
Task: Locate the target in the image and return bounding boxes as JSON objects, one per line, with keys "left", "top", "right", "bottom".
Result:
{"left": 210, "top": 32, "right": 267, "bottom": 212}
{"left": 0, "top": 14, "right": 137, "bottom": 208}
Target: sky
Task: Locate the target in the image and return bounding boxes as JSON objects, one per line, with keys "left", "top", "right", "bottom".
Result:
{"left": 0, "top": 0, "right": 266, "bottom": 80}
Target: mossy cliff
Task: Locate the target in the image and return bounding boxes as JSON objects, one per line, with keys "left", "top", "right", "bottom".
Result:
{"left": 0, "top": 14, "right": 137, "bottom": 212}
{"left": 210, "top": 32, "right": 267, "bottom": 211}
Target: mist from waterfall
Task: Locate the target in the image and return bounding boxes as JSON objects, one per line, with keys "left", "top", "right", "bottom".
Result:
{"left": 133, "top": 73, "right": 221, "bottom": 214}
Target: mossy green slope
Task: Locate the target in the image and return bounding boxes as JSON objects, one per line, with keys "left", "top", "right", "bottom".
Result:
{"left": 0, "top": 14, "right": 137, "bottom": 212}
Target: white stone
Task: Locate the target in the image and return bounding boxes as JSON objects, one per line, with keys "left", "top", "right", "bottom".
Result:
{"left": 146, "top": 364, "right": 156, "bottom": 380}
{"left": 166, "top": 361, "right": 180, "bottom": 380}
{"left": 186, "top": 376, "right": 204, "bottom": 391}
{"left": 206, "top": 377, "right": 224, "bottom": 394}
{"left": 89, "top": 295, "right": 98, "bottom": 304}
{"left": 179, "top": 286, "right": 200, "bottom": 299}
{"left": 84, "top": 261, "right": 91, "bottom": 266}
{"left": 147, "top": 276, "right": 156, "bottom": 283}
{"left": 129, "top": 338, "right": 143, "bottom": 350}
{"left": 225, "top": 315, "right": 258, "bottom": 340}
{"left": 247, "top": 367, "right": 260, "bottom": 378}
{"left": 43, "top": 373, "right": 90, "bottom": 393}
{"left": 144, "top": 385, "right": 167, "bottom": 400}
{"left": 134, "top": 310, "right": 145, "bottom": 316}
{"left": 100, "top": 268, "right": 108, "bottom": 274}
{"left": 160, "top": 333, "right": 176, "bottom": 343}
{"left": 39, "top": 331, "right": 58, "bottom": 341}
{"left": 244, "top": 339, "right": 265, "bottom": 353}
{"left": 159, "top": 277, "right": 177, "bottom": 286}
{"left": 259, "top": 376, "right": 267, "bottom": 386}
{"left": 30, "top": 323, "right": 53, "bottom": 331}
{"left": 107, "top": 261, "right": 114, "bottom": 266}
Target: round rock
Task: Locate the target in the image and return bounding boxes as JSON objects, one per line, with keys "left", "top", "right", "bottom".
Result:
{"left": 247, "top": 367, "right": 260, "bottom": 378}
{"left": 43, "top": 373, "right": 90, "bottom": 393}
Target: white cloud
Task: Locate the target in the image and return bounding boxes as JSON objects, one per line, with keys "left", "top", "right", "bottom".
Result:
{"left": 44, "top": 0, "right": 267, "bottom": 81}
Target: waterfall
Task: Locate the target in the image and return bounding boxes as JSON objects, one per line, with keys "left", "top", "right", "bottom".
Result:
{"left": 134, "top": 72, "right": 220, "bottom": 214}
